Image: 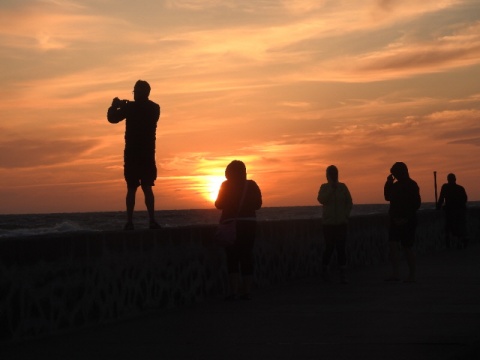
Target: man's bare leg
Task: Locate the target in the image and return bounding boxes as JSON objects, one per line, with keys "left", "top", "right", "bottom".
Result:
{"left": 125, "top": 186, "right": 137, "bottom": 230}
{"left": 142, "top": 185, "right": 160, "bottom": 229}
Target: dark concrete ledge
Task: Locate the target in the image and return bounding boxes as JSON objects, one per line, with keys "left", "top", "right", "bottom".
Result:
{"left": 1, "top": 208, "right": 478, "bottom": 342}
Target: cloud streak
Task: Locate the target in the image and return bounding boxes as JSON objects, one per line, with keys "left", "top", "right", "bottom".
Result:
{"left": 0, "top": 138, "right": 99, "bottom": 169}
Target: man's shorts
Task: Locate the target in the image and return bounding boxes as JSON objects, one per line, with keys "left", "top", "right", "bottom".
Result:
{"left": 124, "top": 157, "right": 157, "bottom": 188}
{"left": 389, "top": 217, "right": 417, "bottom": 248}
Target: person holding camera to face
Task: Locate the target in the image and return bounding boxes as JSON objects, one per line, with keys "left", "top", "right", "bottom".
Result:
{"left": 384, "top": 162, "right": 421, "bottom": 282}
{"left": 107, "top": 80, "right": 161, "bottom": 230}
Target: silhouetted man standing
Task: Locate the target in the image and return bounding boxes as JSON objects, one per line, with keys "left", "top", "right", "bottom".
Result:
{"left": 108, "top": 80, "right": 161, "bottom": 230}
{"left": 437, "top": 173, "right": 468, "bottom": 248}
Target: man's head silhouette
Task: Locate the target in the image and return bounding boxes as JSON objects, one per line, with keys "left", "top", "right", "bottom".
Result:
{"left": 133, "top": 80, "right": 151, "bottom": 101}
{"left": 447, "top": 173, "right": 456, "bottom": 184}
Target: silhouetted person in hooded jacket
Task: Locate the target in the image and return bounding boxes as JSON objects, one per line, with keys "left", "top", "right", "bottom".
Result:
{"left": 436, "top": 173, "right": 468, "bottom": 248}
{"left": 215, "top": 160, "right": 262, "bottom": 300}
{"left": 317, "top": 165, "right": 353, "bottom": 284}
{"left": 384, "top": 162, "right": 421, "bottom": 282}
{"left": 107, "top": 80, "right": 161, "bottom": 230}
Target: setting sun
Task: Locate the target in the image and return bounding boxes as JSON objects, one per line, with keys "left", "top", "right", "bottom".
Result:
{"left": 205, "top": 176, "right": 226, "bottom": 203}
{"left": 0, "top": 1, "right": 479, "bottom": 214}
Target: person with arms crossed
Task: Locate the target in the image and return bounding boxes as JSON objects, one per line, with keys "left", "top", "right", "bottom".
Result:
{"left": 436, "top": 173, "right": 468, "bottom": 248}
{"left": 317, "top": 165, "right": 353, "bottom": 284}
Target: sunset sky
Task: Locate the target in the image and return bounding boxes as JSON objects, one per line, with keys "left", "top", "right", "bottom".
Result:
{"left": 1, "top": 0, "right": 480, "bottom": 214}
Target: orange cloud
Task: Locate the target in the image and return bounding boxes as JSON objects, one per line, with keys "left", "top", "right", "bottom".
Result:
{"left": 0, "top": 0, "right": 479, "bottom": 214}
{"left": 0, "top": 138, "right": 99, "bottom": 168}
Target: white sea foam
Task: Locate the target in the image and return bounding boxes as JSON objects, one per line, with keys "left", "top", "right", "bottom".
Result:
{"left": 0, "top": 221, "right": 95, "bottom": 238}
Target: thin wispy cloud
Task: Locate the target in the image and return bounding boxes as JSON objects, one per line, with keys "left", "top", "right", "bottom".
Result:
{"left": 0, "top": 138, "right": 100, "bottom": 169}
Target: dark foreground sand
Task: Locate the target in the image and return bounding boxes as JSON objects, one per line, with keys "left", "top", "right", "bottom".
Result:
{"left": 2, "top": 243, "right": 480, "bottom": 360}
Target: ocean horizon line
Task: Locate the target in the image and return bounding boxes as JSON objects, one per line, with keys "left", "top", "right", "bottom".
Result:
{"left": 0, "top": 201, "right": 450, "bottom": 217}
{"left": 1, "top": 202, "right": 479, "bottom": 239}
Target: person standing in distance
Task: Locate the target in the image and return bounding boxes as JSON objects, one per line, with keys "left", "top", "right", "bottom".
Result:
{"left": 436, "top": 173, "right": 468, "bottom": 248}
{"left": 317, "top": 165, "right": 353, "bottom": 284}
{"left": 384, "top": 162, "right": 421, "bottom": 282}
{"left": 107, "top": 80, "right": 161, "bottom": 230}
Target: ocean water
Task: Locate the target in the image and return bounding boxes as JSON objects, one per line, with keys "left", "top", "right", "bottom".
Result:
{"left": 0, "top": 202, "right": 449, "bottom": 239}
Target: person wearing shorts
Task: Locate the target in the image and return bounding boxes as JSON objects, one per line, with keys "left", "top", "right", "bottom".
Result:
{"left": 107, "top": 80, "right": 161, "bottom": 230}
{"left": 384, "top": 162, "right": 421, "bottom": 282}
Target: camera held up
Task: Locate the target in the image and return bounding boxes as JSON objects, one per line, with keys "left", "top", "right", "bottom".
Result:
{"left": 112, "top": 97, "right": 130, "bottom": 109}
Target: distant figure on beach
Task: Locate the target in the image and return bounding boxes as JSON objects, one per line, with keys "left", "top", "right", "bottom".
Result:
{"left": 384, "top": 162, "right": 421, "bottom": 283}
{"left": 107, "top": 80, "right": 161, "bottom": 230}
{"left": 215, "top": 160, "right": 262, "bottom": 300}
{"left": 317, "top": 165, "right": 353, "bottom": 284}
{"left": 436, "top": 173, "right": 468, "bottom": 248}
